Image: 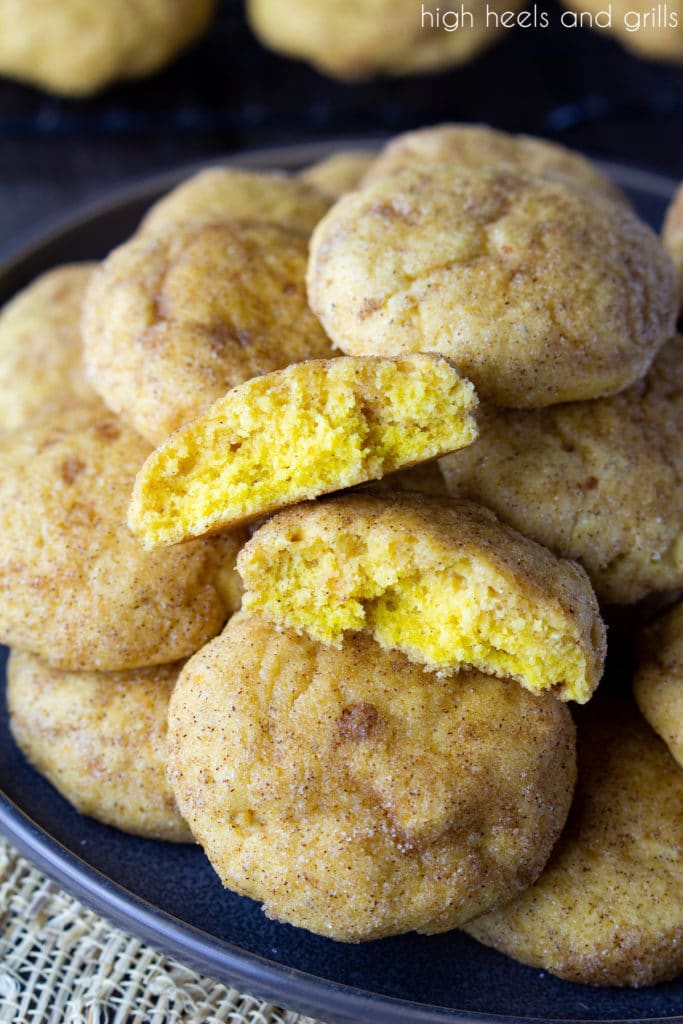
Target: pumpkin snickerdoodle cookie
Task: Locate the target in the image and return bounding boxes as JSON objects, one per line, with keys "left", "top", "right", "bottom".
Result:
{"left": 464, "top": 695, "right": 683, "bottom": 987}
{"left": 634, "top": 601, "right": 683, "bottom": 769}
{"left": 8, "top": 650, "right": 192, "bottom": 842}
{"left": 82, "top": 219, "right": 334, "bottom": 445}
{"left": 441, "top": 335, "right": 683, "bottom": 606}
{"left": 0, "top": 0, "right": 216, "bottom": 96}
{"left": 308, "top": 164, "right": 677, "bottom": 408}
{"left": 128, "top": 354, "right": 478, "bottom": 546}
{"left": 167, "top": 610, "right": 576, "bottom": 941}
{"left": 237, "top": 493, "right": 606, "bottom": 703}
{"left": 0, "top": 407, "right": 243, "bottom": 671}
{"left": 300, "top": 151, "right": 375, "bottom": 199}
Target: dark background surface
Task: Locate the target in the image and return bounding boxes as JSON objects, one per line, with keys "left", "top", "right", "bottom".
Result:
{"left": 0, "top": 0, "right": 682, "bottom": 258}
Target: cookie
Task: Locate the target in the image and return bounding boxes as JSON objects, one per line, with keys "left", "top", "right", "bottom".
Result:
{"left": 237, "top": 493, "right": 606, "bottom": 703}
{"left": 363, "top": 123, "right": 626, "bottom": 204}
{"left": 0, "top": 264, "right": 101, "bottom": 431}
{"left": 83, "top": 220, "right": 335, "bottom": 444}
{"left": 307, "top": 165, "right": 677, "bottom": 408}
{"left": 662, "top": 182, "right": 683, "bottom": 310}
{"left": 440, "top": 335, "right": 683, "bottom": 605}
{"left": 634, "top": 601, "right": 683, "bottom": 769}
{"left": 167, "top": 610, "right": 576, "bottom": 941}
{"left": 0, "top": 0, "right": 215, "bottom": 96}
{"left": 300, "top": 151, "right": 375, "bottom": 198}
{"left": 128, "top": 354, "right": 478, "bottom": 546}
{"left": 8, "top": 649, "right": 192, "bottom": 842}
{"left": 140, "top": 167, "right": 331, "bottom": 236}
{"left": 0, "top": 407, "right": 244, "bottom": 671}
{"left": 464, "top": 695, "right": 683, "bottom": 987}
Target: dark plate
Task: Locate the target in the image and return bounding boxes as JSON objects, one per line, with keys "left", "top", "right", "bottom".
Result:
{"left": 0, "top": 143, "right": 681, "bottom": 1024}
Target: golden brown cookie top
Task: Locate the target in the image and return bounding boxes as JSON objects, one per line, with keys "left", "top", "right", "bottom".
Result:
{"left": 238, "top": 492, "right": 606, "bottom": 702}
{"left": 8, "top": 650, "right": 192, "bottom": 842}
{"left": 308, "top": 164, "right": 677, "bottom": 408}
{"left": 441, "top": 334, "right": 683, "bottom": 605}
{"left": 634, "top": 601, "right": 683, "bottom": 769}
{"left": 83, "top": 219, "right": 335, "bottom": 444}
{"left": 168, "top": 610, "right": 576, "bottom": 941}
{"left": 0, "top": 264, "right": 101, "bottom": 430}
{"left": 363, "top": 123, "right": 626, "bottom": 204}
{"left": 0, "top": 407, "right": 241, "bottom": 670}
{"left": 141, "top": 167, "right": 331, "bottom": 236}
{"left": 465, "top": 695, "right": 683, "bottom": 987}
{"left": 0, "top": 0, "right": 216, "bottom": 96}
{"left": 248, "top": 0, "right": 524, "bottom": 80}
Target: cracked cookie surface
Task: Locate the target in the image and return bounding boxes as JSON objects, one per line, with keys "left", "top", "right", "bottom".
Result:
{"left": 441, "top": 335, "right": 683, "bottom": 605}
{"left": 308, "top": 164, "right": 677, "bottom": 408}
{"left": 634, "top": 601, "right": 683, "bottom": 769}
{"left": 83, "top": 220, "right": 334, "bottom": 444}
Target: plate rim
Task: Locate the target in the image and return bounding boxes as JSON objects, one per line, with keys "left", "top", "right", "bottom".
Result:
{"left": 0, "top": 140, "right": 681, "bottom": 1024}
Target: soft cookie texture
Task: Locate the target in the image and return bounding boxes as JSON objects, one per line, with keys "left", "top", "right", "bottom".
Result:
{"left": 440, "top": 335, "right": 683, "bottom": 605}
{"left": 634, "top": 602, "right": 683, "bottom": 769}
{"left": 83, "top": 220, "right": 335, "bottom": 444}
{"left": 464, "top": 695, "right": 683, "bottom": 988}
{"left": 0, "top": 264, "right": 101, "bottom": 430}
{"left": 663, "top": 182, "right": 683, "bottom": 309}
{"left": 238, "top": 493, "right": 606, "bottom": 702}
{"left": 363, "top": 123, "right": 626, "bottom": 204}
{"left": 167, "top": 610, "right": 576, "bottom": 941}
{"left": 8, "top": 650, "right": 192, "bottom": 842}
{"left": 0, "top": 0, "right": 215, "bottom": 96}
{"left": 128, "top": 354, "right": 478, "bottom": 546}
{"left": 300, "top": 151, "right": 375, "bottom": 199}
{"left": 140, "top": 167, "right": 331, "bottom": 236}
{"left": 307, "top": 164, "right": 677, "bottom": 408}
{"left": 247, "top": 0, "right": 524, "bottom": 81}
{"left": 0, "top": 407, "right": 244, "bottom": 671}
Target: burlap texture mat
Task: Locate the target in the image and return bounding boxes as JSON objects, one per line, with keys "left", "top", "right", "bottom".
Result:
{"left": 0, "top": 834, "right": 325, "bottom": 1024}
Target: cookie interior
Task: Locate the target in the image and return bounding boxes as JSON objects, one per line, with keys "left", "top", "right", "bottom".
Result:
{"left": 129, "top": 354, "right": 477, "bottom": 546}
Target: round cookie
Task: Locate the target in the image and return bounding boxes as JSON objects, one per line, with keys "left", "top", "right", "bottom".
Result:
{"left": 634, "top": 601, "right": 683, "bottom": 769}
{"left": 168, "top": 610, "right": 576, "bottom": 941}
{"left": 464, "top": 695, "right": 683, "bottom": 987}
{"left": 8, "top": 649, "right": 192, "bottom": 842}
{"left": 0, "top": 406, "right": 244, "bottom": 671}
{"left": 0, "top": 263, "right": 101, "bottom": 431}
{"left": 440, "top": 335, "right": 683, "bottom": 606}
{"left": 128, "top": 354, "right": 478, "bottom": 546}
{"left": 140, "top": 167, "right": 331, "bottom": 236}
{"left": 363, "top": 123, "right": 626, "bottom": 204}
{"left": 560, "top": 0, "right": 683, "bottom": 62}
{"left": 237, "top": 493, "right": 607, "bottom": 703}
{"left": 83, "top": 220, "right": 335, "bottom": 444}
{"left": 247, "top": 0, "right": 524, "bottom": 80}
{"left": 0, "top": 0, "right": 215, "bottom": 96}
{"left": 308, "top": 164, "right": 677, "bottom": 409}
{"left": 300, "top": 151, "right": 375, "bottom": 199}
{"left": 662, "top": 182, "right": 683, "bottom": 310}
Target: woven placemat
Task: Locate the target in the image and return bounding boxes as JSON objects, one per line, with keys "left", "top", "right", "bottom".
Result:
{"left": 0, "top": 834, "right": 325, "bottom": 1024}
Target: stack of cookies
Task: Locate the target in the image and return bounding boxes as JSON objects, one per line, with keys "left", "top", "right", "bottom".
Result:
{"left": 2, "top": 123, "right": 683, "bottom": 990}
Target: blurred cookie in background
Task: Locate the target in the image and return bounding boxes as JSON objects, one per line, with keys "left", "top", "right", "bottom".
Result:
{"left": 0, "top": 0, "right": 216, "bottom": 96}
{"left": 247, "top": 0, "right": 525, "bottom": 80}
